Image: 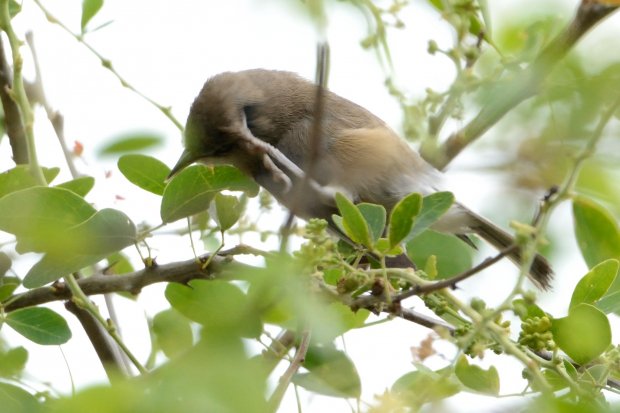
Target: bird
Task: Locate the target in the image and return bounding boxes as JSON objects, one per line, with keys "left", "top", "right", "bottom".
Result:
{"left": 168, "top": 69, "right": 553, "bottom": 289}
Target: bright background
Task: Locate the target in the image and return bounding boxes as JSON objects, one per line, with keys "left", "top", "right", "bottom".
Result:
{"left": 2, "top": 0, "right": 620, "bottom": 411}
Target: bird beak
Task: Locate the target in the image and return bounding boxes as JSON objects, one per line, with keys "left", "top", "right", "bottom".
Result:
{"left": 166, "top": 149, "right": 196, "bottom": 182}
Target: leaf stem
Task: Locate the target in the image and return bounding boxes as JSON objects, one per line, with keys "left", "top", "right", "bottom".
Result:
{"left": 268, "top": 329, "right": 311, "bottom": 412}
{"left": 441, "top": 288, "right": 553, "bottom": 393}
{"left": 64, "top": 273, "right": 147, "bottom": 374}
{"left": 0, "top": 0, "right": 46, "bottom": 185}
{"left": 32, "top": 0, "right": 183, "bottom": 131}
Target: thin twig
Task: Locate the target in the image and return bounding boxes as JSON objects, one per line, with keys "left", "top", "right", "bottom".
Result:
{"left": 25, "top": 32, "right": 80, "bottom": 178}
{"left": 3, "top": 253, "right": 229, "bottom": 312}
{"left": 441, "top": 287, "right": 553, "bottom": 392}
{"left": 0, "top": 0, "right": 46, "bottom": 184}
{"left": 24, "top": 31, "right": 135, "bottom": 373}
{"left": 218, "top": 244, "right": 273, "bottom": 257}
{"left": 0, "top": 36, "right": 27, "bottom": 164}
{"left": 281, "top": 42, "right": 330, "bottom": 249}
{"left": 393, "top": 244, "right": 519, "bottom": 301}
{"left": 268, "top": 329, "right": 311, "bottom": 412}
{"left": 32, "top": 0, "right": 183, "bottom": 131}
{"left": 424, "top": 1, "right": 619, "bottom": 169}
{"left": 63, "top": 273, "right": 147, "bottom": 374}
{"left": 387, "top": 305, "right": 455, "bottom": 333}
{"left": 64, "top": 300, "right": 126, "bottom": 381}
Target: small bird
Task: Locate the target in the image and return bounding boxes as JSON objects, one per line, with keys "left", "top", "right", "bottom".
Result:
{"left": 169, "top": 69, "right": 552, "bottom": 289}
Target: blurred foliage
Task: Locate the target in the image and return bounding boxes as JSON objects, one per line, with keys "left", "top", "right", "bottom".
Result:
{"left": 0, "top": 1, "right": 620, "bottom": 413}
{"left": 97, "top": 132, "right": 164, "bottom": 157}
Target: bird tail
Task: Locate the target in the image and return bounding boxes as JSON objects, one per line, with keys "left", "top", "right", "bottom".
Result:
{"left": 467, "top": 211, "right": 553, "bottom": 290}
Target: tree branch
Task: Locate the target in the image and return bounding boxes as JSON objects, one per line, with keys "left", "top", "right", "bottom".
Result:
{"left": 393, "top": 244, "right": 519, "bottom": 301}
{"left": 424, "top": 0, "right": 619, "bottom": 170}
{"left": 4, "top": 251, "right": 453, "bottom": 337}
{"left": 268, "top": 329, "right": 311, "bottom": 412}
{"left": 25, "top": 32, "right": 80, "bottom": 178}
{"left": 0, "top": 35, "right": 27, "bottom": 164}
{"left": 0, "top": 0, "right": 47, "bottom": 184}
{"left": 64, "top": 300, "right": 126, "bottom": 382}
{"left": 3, "top": 254, "right": 235, "bottom": 312}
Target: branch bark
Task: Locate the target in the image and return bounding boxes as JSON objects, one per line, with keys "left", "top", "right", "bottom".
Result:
{"left": 0, "top": 35, "right": 27, "bottom": 164}
{"left": 3, "top": 251, "right": 452, "bottom": 335}
{"left": 4, "top": 254, "right": 234, "bottom": 312}
{"left": 65, "top": 301, "right": 126, "bottom": 382}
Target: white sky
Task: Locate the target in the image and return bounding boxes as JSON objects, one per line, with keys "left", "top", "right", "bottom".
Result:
{"left": 3, "top": 0, "right": 620, "bottom": 411}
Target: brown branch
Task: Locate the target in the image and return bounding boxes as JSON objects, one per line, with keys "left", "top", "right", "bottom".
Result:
{"left": 5, "top": 250, "right": 454, "bottom": 338}
{"left": 25, "top": 32, "right": 80, "bottom": 178}
{"left": 387, "top": 305, "right": 455, "bottom": 333}
{"left": 268, "top": 329, "right": 311, "bottom": 411}
{"left": 425, "top": 0, "right": 619, "bottom": 170}
{"left": 281, "top": 42, "right": 330, "bottom": 244}
{"left": 0, "top": 35, "right": 28, "bottom": 164}
{"left": 65, "top": 300, "right": 126, "bottom": 382}
{"left": 4, "top": 254, "right": 236, "bottom": 313}
{"left": 348, "top": 291, "right": 455, "bottom": 332}
{"left": 392, "top": 244, "right": 519, "bottom": 302}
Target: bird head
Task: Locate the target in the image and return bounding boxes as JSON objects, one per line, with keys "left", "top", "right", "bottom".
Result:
{"left": 167, "top": 100, "right": 241, "bottom": 180}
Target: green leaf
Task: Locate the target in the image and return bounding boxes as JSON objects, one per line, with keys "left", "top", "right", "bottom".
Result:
{"left": 0, "top": 166, "right": 60, "bottom": 199}
{"left": 152, "top": 309, "right": 193, "bottom": 359}
{"left": 357, "top": 203, "right": 386, "bottom": 244}
{"left": 98, "top": 132, "right": 163, "bottom": 156}
{"left": 588, "top": 364, "right": 609, "bottom": 387}
{"left": 406, "top": 230, "right": 473, "bottom": 278}
{"left": 0, "top": 187, "right": 96, "bottom": 253}
{"left": 105, "top": 252, "right": 135, "bottom": 275}
{"left": 8, "top": 0, "right": 21, "bottom": 17}
{"left": 81, "top": 0, "right": 104, "bottom": 31}
{"left": 573, "top": 196, "right": 620, "bottom": 268}
{"left": 65, "top": 208, "right": 136, "bottom": 255}
{"left": 0, "top": 251, "right": 11, "bottom": 276}
{"left": 0, "top": 276, "right": 20, "bottom": 301}
{"left": 211, "top": 193, "right": 243, "bottom": 231}
{"left": 56, "top": 176, "right": 95, "bottom": 197}
{"left": 407, "top": 192, "right": 455, "bottom": 241}
{"left": 552, "top": 304, "right": 611, "bottom": 364}
{"left": 6, "top": 307, "right": 72, "bottom": 345}
{"left": 429, "top": 0, "right": 443, "bottom": 11}
{"left": 20, "top": 208, "right": 134, "bottom": 288}
{"left": 374, "top": 238, "right": 404, "bottom": 256}
{"left": 118, "top": 154, "right": 170, "bottom": 196}
{"left": 294, "top": 345, "right": 361, "bottom": 398}
{"left": 393, "top": 368, "right": 461, "bottom": 404}
{"left": 570, "top": 259, "right": 619, "bottom": 310}
{"left": 160, "top": 165, "right": 259, "bottom": 223}
{"left": 454, "top": 355, "right": 499, "bottom": 395}
{"left": 23, "top": 253, "right": 107, "bottom": 289}
{"left": 541, "top": 369, "right": 569, "bottom": 391}
{"left": 311, "top": 302, "right": 369, "bottom": 343}
{"left": 165, "top": 279, "right": 262, "bottom": 338}
{"left": 331, "top": 215, "right": 346, "bottom": 237}
{"left": 0, "top": 382, "right": 40, "bottom": 413}
{"left": 334, "top": 193, "right": 371, "bottom": 247}
{"left": 596, "top": 291, "right": 620, "bottom": 314}
{"left": 0, "top": 346, "right": 28, "bottom": 377}
{"left": 388, "top": 192, "right": 422, "bottom": 248}
{"left": 512, "top": 298, "right": 546, "bottom": 321}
